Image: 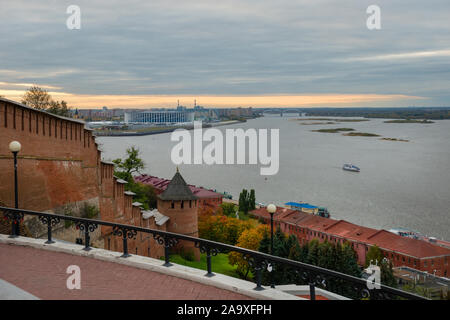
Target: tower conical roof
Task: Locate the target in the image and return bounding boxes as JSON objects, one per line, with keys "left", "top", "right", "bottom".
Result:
{"left": 158, "top": 169, "right": 198, "bottom": 201}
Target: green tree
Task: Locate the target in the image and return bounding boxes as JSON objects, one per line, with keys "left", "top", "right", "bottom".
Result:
{"left": 238, "top": 189, "right": 256, "bottom": 215}
{"left": 306, "top": 239, "right": 320, "bottom": 265}
{"left": 220, "top": 202, "right": 237, "bottom": 217}
{"left": 317, "top": 240, "right": 334, "bottom": 269}
{"left": 258, "top": 230, "right": 304, "bottom": 285}
{"left": 47, "top": 100, "right": 71, "bottom": 117}
{"left": 258, "top": 230, "right": 271, "bottom": 255}
{"left": 339, "top": 242, "right": 362, "bottom": 277}
{"left": 129, "top": 181, "right": 157, "bottom": 210}
{"left": 365, "top": 245, "right": 384, "bottom": 267}
{"left": 379, "top": 259, "right": 397, "bottom": 288}
{"left": 365, "top": 245, "right": 396, "bottom": 287}
{"left": 238, "top": 189, "right": 249, "bottom": 214}
{"left": 113, "top": 146, "right": 155, "bottom": 210}
{"left": 113, "top": 146, "right": 145, "bottom": 178}
{"left": 249, "top": 189, "right": 256, "bottom": 211}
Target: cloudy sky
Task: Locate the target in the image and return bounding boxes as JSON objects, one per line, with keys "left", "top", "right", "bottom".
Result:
{"left": 0, "top": 0, "right": 449, "bottom": 108}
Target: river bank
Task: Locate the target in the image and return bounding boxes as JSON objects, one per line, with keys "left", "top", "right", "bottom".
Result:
{"left": 93, "top": 120, "right": 243, "bottom": 137}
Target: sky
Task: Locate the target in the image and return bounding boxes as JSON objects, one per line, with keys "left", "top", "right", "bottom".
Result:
{"left": 0, "top": 0, "right": 449, "bottom": 109}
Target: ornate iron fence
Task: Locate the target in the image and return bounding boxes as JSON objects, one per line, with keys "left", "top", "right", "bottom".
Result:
{"left": 0, "top": 206, "right": 427, "bottom": 300}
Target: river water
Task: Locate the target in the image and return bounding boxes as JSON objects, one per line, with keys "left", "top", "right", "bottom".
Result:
{"left": 97, "top": 116, "right": 450, "bottom": 240}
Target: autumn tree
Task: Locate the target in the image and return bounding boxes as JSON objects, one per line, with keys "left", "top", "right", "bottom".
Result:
{"left": 198, "top": 212, "right": 254, "bottom": 245}
{"left": 22, "top": 85, "right": 72, "bottom": 117}
{"left": 228, "top": 224, "right": 269, "bottom": 280}
{"left": 22, "top": 86, "right": 52, "bottom": 110}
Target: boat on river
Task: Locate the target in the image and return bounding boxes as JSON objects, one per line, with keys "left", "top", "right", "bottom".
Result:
{"left": 343, "top": 164, "right": 360, "bottom": 172}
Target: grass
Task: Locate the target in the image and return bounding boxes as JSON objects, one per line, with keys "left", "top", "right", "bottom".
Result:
{"left": 342, "top": 132, "right": 380, "bottom": 137}
{"left": 312, "top": 128, "right": 355, "bottom": 133}
{"left": 169, "top": 253, "right": 240, "bottom": 278}
{"left": 384, "top": 119, "right": 434, "bottom": 124}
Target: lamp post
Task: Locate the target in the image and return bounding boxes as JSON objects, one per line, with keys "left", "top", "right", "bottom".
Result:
{"left": 9, "top": 141, "right": 21, "bottom": 236}
{"left": 267, "top": 203, "right": 276, "bottom": 289}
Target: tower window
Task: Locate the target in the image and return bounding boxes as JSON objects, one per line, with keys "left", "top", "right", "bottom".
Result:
{"left": 181, "top": 201, "right": 184, "bottom": 209}
{"left": 171, "top": 201, "right": 174, "bottom": 209}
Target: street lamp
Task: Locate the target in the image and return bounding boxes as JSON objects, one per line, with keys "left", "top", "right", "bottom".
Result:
{"left": 267, "top": 203, "right": 276, "bottom": 288}
{"left": 267, "top": 204, "right": 276, "bottom": 254}
{"left": 9, "top": 141, "right": 21, "bottom": 236}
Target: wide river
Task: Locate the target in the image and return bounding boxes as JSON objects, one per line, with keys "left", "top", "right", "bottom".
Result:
{"left": 98, "top": 116, "right": 450, "bottom": 240}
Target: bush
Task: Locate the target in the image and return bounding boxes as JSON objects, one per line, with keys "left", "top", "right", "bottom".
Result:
{"left": 64, "top": 220, "right": 74, "bottom": 229}
{"left": 220, "top": 203, "right": 237, "bottom": 217}
{"left": 81, "top": 203, "right": 99, "bottom": 219}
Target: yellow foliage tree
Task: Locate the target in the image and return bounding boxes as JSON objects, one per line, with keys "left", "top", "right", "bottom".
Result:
{"left": 198, "top": 207, "right": 257, "bottom": 245}
{"left": 228, "top": 224, "right": 269, "bottom": 280}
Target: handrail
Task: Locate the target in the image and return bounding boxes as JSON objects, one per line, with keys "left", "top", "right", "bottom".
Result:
{"left": 0, "top": 206, "right": 427, "bottom": 300}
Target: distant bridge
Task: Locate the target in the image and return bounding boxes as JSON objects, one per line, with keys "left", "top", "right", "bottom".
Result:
{"left": 259, "top": 108, "right": 306, "bottom": 117}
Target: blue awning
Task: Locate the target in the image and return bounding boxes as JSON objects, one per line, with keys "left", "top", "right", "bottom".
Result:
{"left": 285, "top": 202, "right": 318, "bottom": 209}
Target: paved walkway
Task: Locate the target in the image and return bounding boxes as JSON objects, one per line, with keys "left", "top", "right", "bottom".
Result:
{"left": 0, "top": 279, "right": 39, "bottom": 300}
{"left": 0, "top": 243, "right": 251, "bottom": 300}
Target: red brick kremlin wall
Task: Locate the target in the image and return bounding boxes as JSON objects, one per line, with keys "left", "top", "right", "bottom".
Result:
{"left": 0, "top": 98, "right": 167, "bottom": 259}
{"left": 0, "top": 98, "right": 99, "bottom": 211}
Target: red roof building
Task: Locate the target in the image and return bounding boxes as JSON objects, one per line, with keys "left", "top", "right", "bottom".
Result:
{"left": 135, "top": 174, "right": 223, "bottom": 210}
{"left": 250, "top": 206, "right": 450, "bottom": 277}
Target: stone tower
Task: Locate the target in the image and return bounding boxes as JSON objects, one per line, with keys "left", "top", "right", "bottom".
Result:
{"left": 157, "top": 168, "right": 200, "bottom": 260}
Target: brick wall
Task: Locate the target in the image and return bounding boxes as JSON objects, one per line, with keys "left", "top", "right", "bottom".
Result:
{"left": 0, "top": 98, "right": 169, "bottom": 260}
{"left": 0, "top": 100, "right": 99, "bottom": 212}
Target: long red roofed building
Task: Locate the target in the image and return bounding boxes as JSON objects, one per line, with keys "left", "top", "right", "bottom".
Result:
{"left": 250, "top": 206, "right": 450, "bottom": 277}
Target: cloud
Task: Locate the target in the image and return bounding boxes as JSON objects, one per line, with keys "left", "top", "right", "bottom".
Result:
{"left": 0, "top": 82, "right": 61, "bottom": 90}
{"left": 341, "top": 49, "right": 450, "bottom": 62}
{"left": 0, "top": 88, "right": 426, "bottom": 108}
{"left": 0, "top": 0, "right": 449, "bottom": 107}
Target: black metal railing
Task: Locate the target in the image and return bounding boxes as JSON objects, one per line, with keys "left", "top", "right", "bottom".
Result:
{"left": 0, "top": 206, "right": 427, "bottom": 300}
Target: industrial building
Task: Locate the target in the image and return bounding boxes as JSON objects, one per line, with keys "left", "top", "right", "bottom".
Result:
{"left": 124, "top": 110, "right": 194, "bottom": 124}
